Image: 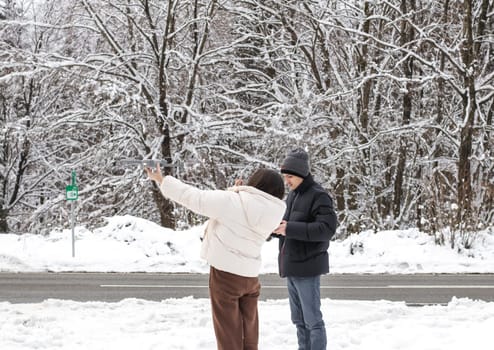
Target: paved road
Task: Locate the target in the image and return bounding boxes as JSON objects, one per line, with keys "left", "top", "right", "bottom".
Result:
{"left": 1, "top": 273, "right": 493, "bottom": 305}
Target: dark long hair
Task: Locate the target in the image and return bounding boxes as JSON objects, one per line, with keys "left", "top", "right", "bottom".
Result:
{"left": 247, "top": 168, "right": 285, "bottom": 199}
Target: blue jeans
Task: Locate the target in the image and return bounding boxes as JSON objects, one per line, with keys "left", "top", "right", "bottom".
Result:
{"left": 287, "top": 275, "right": 326, "bottom": 350}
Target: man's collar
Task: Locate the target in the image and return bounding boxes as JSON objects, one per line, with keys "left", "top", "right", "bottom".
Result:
{"left": 294, "top": 174, "right": 314, "bottom": 194}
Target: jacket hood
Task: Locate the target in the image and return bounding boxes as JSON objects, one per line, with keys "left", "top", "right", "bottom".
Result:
{"left": 229, "top": 185, "right": 286, "bottom": 234}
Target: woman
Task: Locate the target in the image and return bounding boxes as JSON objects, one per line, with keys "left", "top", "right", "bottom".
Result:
{"left": 145, "top": 165, "right": 286, "bottom": 350}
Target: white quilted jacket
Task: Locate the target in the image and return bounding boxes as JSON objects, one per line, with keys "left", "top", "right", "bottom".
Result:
{"left": 159, "top": 175, "right": 286, "bottom": 277}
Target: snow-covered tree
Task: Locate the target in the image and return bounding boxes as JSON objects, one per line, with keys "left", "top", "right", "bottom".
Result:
{"left": 0, "top": 0, "right": 492, "bottom": 242}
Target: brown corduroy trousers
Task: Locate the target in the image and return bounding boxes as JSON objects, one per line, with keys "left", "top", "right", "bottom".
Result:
{"left": 209, "top": 266, "right": 261, "bottom": 350}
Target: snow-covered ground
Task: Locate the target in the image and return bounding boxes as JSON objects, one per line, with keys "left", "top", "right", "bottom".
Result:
{"left": 1, "top": 215, "right": 493, "bottom": 350}
{"left": 2, "top": 215, "right": 493, "bottom": 274}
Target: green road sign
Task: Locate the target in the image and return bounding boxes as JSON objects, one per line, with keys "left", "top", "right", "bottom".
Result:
{"left": 66, "top": 184, "right": 79, "bottom": 200}
{"left": 66, "top": 170, "right": 78, "bottom": 257}
{"left": 66, "top": 170, "right": 78, "bottom": 201}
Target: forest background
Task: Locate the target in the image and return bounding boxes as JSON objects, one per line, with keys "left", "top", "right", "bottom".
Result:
{"left": 1, "top": 0, "right": 493, "bottom": 248}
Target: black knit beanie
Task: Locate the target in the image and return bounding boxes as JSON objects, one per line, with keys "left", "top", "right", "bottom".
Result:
{"left": 280, "top": 148, "right": 310, "bottom": 178}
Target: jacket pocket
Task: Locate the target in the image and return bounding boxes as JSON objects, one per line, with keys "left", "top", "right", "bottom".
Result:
{"left": 285, "top": 240, "right": 308, "bottom": 262}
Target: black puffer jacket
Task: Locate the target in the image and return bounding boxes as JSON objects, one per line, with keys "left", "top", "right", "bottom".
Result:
{"left": 276, "top": 175, "right": 337, "bottom": 277}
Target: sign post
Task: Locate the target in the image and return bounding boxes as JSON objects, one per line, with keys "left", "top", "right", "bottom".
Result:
{"left": 65, "top": 170, "right": 78, "bottom": 257}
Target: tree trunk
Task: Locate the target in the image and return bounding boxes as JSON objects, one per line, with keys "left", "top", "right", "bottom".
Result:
{"left": 335, "top": 167, "right": 346, "bottom": 226}
{"left": 393, "top": 0, "right": 415, "bottom": 224}
{"left": 150, "top": 0, "right": 177, "bottom": 229}
{"left": 0, "top": 207, "right": 7, "bottom": 233}
{"left": 349, "top": 1, "right": 372, "bottom": 230}
{"left": 456, "top": 0, "right": 477, "bottom": 229}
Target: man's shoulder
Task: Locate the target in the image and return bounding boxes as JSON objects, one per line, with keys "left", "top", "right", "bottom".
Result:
{"left": 307, "top": 183, "right": 334, "bottom": 206}
{"left": 308, "top": 181, "right": 330, "bottom": 195}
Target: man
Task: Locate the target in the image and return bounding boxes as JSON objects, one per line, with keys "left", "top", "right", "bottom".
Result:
{"left": 273, "top": 148, "right": 337, "bottom": 350}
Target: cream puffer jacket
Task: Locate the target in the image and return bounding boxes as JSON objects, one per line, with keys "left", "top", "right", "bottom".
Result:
{"left": 159, "top": 175, "right": 286, "bottom": 277}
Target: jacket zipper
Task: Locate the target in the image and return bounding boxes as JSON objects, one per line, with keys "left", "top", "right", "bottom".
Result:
{"left": 280, "top": 191, "right": 298, "bottom": 277}
{"left": 280, "top": 240, "right": 286, "bottom": 277}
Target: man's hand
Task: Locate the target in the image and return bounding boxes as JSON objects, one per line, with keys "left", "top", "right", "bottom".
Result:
{"left": 145, "top": 164, "right": 164, "bottom": 185}
{"left": 273, "top": 220, "right": 287, "bottom": 236}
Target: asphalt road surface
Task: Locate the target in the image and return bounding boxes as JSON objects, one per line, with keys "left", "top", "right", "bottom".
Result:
{"left": 1, "top": 273, "right": 493, "bottom": 305}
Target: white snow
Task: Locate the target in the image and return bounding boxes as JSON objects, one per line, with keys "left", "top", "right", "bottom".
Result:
{"left": 0, "top": 215, "right": 493, "bottom": 350}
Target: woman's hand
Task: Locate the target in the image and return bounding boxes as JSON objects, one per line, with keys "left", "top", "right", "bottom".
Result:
{"left": 145, "top": 164, "right": 163, "bottom": 185}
